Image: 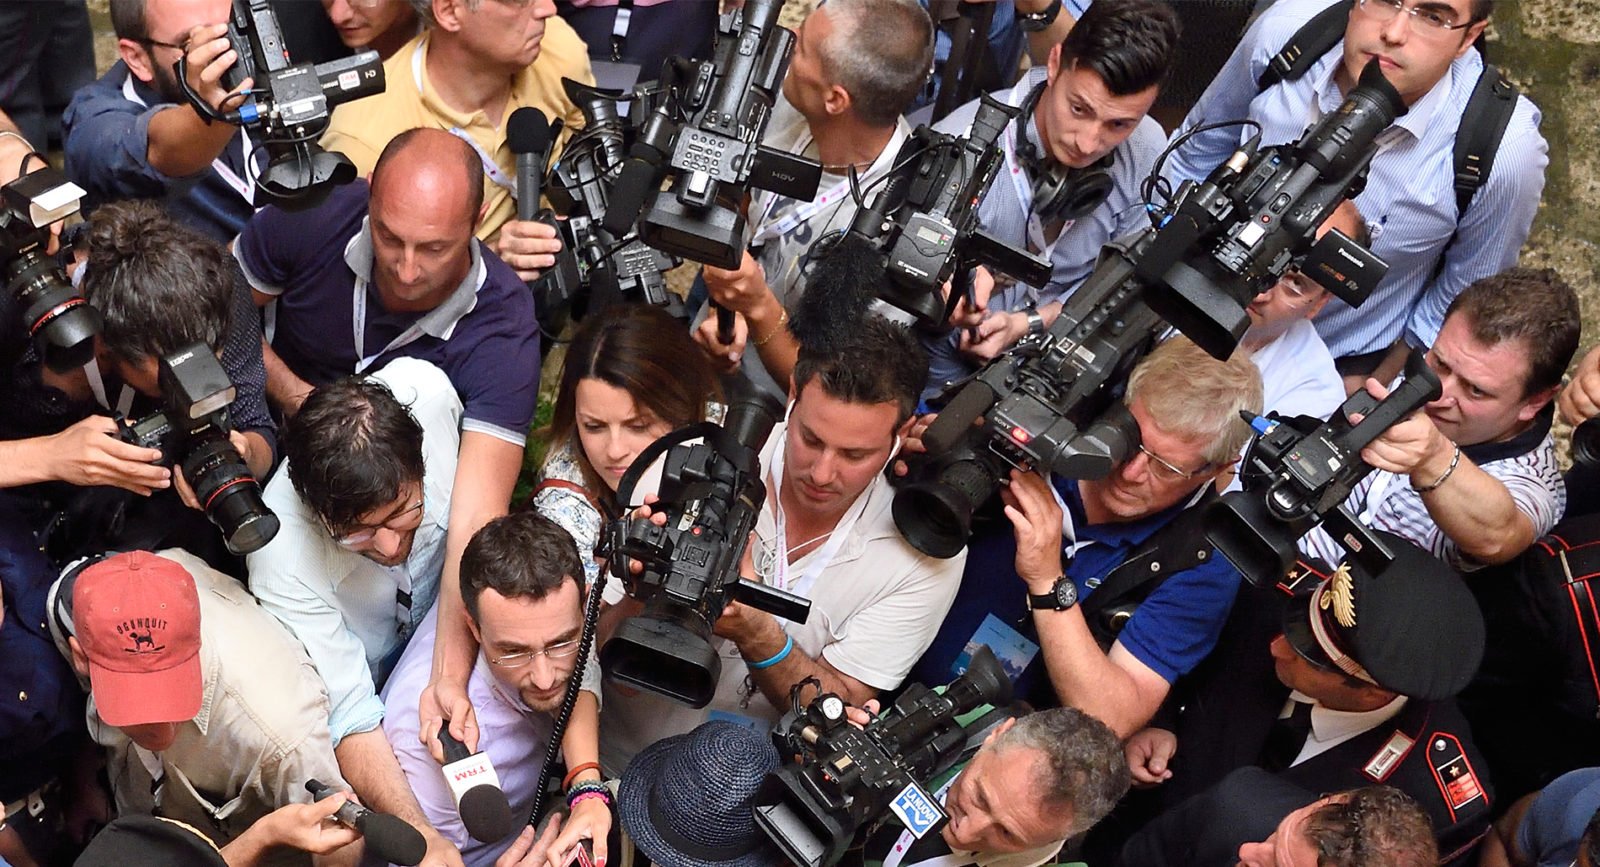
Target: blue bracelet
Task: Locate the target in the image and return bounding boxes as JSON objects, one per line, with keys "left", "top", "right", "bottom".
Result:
{"left": 748, "top": 635, "right": 794, "bottom": 670}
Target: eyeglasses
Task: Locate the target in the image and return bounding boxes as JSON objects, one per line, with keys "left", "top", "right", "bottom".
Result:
{"left": 1268, "top": 267, "right": 1323, "bottom": 308}
{"left": 142, "top": 36, "right": 187, "bottom": 52}
{"left": 1136, "top": 443, "right": 1208, "bottom": 484}
{"left": 1356, "top": 0, "right": 1475, "bottom": 34}
{"left": 330, "top": 499, "right": 424, "bottom": 548}
{"left": 486, "top": 639, "right": 583, "bottom": 668}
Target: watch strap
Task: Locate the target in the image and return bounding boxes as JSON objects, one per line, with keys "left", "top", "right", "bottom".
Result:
{"left": 1016, "top": 0, "right": 1063, "bottom": 32}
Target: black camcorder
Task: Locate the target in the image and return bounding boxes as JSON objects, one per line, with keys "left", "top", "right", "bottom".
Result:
{"left": 755, "top": 645, "right": 1013, "bottom": 867}
{"left": 892, "top": 60, "right": 1406, "bottom": 559}
{"left": 1206, "top": 351, "right": 1442, "bottom": 584}
{"left": 176, "top": 0, "right": 384, "bottom": 209}
{"left": 839, "top": 93, "right": 1049, "bottom": 329}
{"left": 0, "top": 166, "right": 100, "bottom": 371}
{"left": 601, "top": 388, "right": 811, "bottom": 708}
{"left": 117, "top": 343, "right": 279, "bottom": 555}
{"left": 603, "top": 0, "right": 822, "bottom": 268}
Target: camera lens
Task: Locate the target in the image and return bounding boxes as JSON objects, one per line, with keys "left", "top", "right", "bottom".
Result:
{"left": 10, "top": 252, "right": 100, "bottom": 372}
{"left": 1573, "top": 418, "right": 1600, "bottom": 469}
{"left": 180, "top": 431, "right": 279, "bottom": 554}
{"left": 892, "top": 457, "right": 997, "bottom": 559}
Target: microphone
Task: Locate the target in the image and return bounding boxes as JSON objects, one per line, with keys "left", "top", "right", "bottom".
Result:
{"left": 305, "top": 779, "right": 428, "bottom": 867}
{"left": 508, "top": 107, "right": 554, "bottom": 222}
{"left": 438, "top": 728, "right": 516, "bottom": 843}
{"left": 602, "top": 141, "right": 665, "bottom": 237}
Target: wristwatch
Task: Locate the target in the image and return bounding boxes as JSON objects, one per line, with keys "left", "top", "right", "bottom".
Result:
{"left": 1026, "top": 576, "right": 1079, "bottom": 612}
{"left": 1016, "top": 0, "right": 1063, "bottom": 32}
{"left": 1022, "top": 305, "right": 1045, "bottom": 336}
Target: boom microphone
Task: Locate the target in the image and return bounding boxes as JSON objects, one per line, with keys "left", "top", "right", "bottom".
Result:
{"left": 305, "top": 779, "right": 427, "bottom": 866}
{"left": 437, "top": 728, "right": 516, "bottom": 843}
{"left": 508, "top": 107, "right": 554, "bottom": 222}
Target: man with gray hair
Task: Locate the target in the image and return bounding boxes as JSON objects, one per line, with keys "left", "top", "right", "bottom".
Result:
{"left": 693, "top": 0, "right": 934, "bottom": 397}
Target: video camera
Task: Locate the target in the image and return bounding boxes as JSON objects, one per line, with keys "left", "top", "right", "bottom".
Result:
{"left": 1206, "top": 351, "right": 1441, "bottom": 584}
{"left": 602, "top": 0, "right": 823, "bottom": 269}
{"left": 837, "top": 93, "right": 1049, "bottom": 329}
{"left": 891, "top": 60, "right": 1405, "bottom": 559}
{"left": 602, "top": 387, "right": 811, "bottom": 708}
{"left": 0, "top": 166, "right": 100, "bottom": 371}
{"left": 117, "top": 343, "right": 279, "bottom": 555}
{"left": 176, "top": 0, "right": 384, "bottom": 209}
{"left": 754, "top": 645, "right": 1013, "bottom": 867}
{"left": 534, "top": 78, "right": 683, "bottom": 334}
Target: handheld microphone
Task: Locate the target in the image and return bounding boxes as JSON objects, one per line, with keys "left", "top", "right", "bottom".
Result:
{"left": 305, "top": 779, "right": 428, "bottom": 866}
{"left": 508, "top": 107, "right": 554, "bottom": 222}
{"left": 437, "top": 728, "right": 516, "bottom": 843}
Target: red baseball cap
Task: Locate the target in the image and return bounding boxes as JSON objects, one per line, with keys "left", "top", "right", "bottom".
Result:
{"left": 73, "top": 552, "right": 203, "bottom": 728}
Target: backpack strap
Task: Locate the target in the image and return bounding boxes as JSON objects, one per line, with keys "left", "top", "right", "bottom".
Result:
{"left": 1451, "top": 62, "right": 1518, "bottom": 218}
{"left": 1256, "top": 0, "right": 1355, "bottom": 93}
{"left": 1080, "top": 489, "right": 1220, "bottom": 648}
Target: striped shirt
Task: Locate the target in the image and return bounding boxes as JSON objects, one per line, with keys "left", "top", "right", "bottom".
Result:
{"left": 1162, "top": 0, "right": 1547, "bottom": 358}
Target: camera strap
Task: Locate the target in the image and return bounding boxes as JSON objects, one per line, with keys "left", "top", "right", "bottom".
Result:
{"left": 84, "top": 357, "right": 136, "bottom": 418}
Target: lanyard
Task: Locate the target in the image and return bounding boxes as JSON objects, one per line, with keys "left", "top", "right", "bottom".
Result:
{"left": 882, "top": 777, "right": 968, "bottom": 867}
{"left": 85, "top": 357, "right": 136, "bottom": 418}
{"left": 410, "top": 40, "right": 518, "bottom": 196}
{"left": 749, "top": 125, "right": 902, "bottom": 246}
{"left": 122, "top": 76, "right": 255, "bottom": 203}
{"left": 764, "top": 432, "right": 875, "bottom": 604}
{"left": 1001, "top": 114, "right": 1068, "bottom": 265}
{"left": 349, "top": 275, "right": 432, "bottom": 373}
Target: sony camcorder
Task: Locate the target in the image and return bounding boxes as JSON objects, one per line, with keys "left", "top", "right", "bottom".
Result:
{"left": 177, "top": 0, "right": 384, "bottom": 208}
{"left": 0, "top": 166, "right": 100, "bottom": 371}
{"left": 602, "top": 389, "right": 811, "bottom": 708}
{"left": 117, "top": 343, "right": 279, "bottom": 555}
{"left": 892, "top": 60, "right": 1406, "bottom": 559}
{"left": 1206, "top": 351, "right": 1442, "bottom": 585}
{"left": 755, "top": 645, "right": 1013, "bottom": 867}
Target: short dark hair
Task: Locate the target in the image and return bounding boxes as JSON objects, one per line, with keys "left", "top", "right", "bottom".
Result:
{"left": 373, "top": 128, "right": 485, "bottom": 223}
{"left": 990, "top": 707, "right": 1130, "bottom": 836}
{"left": 81, "top": 200, "right": 234, "bottom": 362}
{"left": 1305, "top": 786, "right": 1438, "bottom": 867}
{"left": 109, "top": 0, "right": 148, "bottom": 41}
{"left": 1057, "top": 0, "right": 1181, "bottom": 97}
{"left": 460, "top": 512, "right": 584, "bottom": 622}
{"left": 283, "top": 377, "right": 426, "bottom": 532}
{"left": 1444, "top": 267, "right": 1580, "bottom": 397}
{"left": 1469, "top": 0, "right": 1493, "bottom": 23}
{"left": 792, "top": 317, "right": 926, "bottom": 429}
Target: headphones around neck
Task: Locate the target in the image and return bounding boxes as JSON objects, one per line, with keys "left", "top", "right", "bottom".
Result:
{"left": 1014, "top": 82, "right": 1117, "bottom": 224}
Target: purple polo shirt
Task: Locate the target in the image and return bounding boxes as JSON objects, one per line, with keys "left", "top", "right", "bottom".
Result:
{"left": 235, "top": 181, "right": 540, "bottom": 446}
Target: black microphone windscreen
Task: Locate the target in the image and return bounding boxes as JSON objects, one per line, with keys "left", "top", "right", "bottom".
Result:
{"left": 459, "top": 785, "right": 516, "bottom": 842}
{"left": 603, "top": 158, "right": 657, "bottom": 236}
{"left": 359, "top": 812, "right": 429, "bottom": 867}
{"left": 791, "top": 233, "right": 882, "bottom": 355}
{"left": 508, "top": 108, "right": 553, "bottom": 156}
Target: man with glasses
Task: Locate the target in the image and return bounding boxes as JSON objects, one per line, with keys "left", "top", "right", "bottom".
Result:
{"left": 383, "top": 511, "right": 605, "bottom": 867}
{"left": 910, "top": 337, "right": 1262, "bottom": 738}
{"left": 247, "top": 358, "right": 469, "bottom": 867}
{"left": 1164, "top": 0, "right": 1546, "bottom": 390}
{"left": 63, "top": 0, "right": 260, "bottom": 241}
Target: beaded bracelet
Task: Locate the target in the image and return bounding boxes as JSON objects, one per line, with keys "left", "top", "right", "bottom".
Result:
{"left": 748, "top": 634, "right": 793, "bottom": 670}
{"left": 570, "top": 790, "right": 612, "bottom": 809}
{"left": 567, "top": 781, "right": 613, "bottom": 808}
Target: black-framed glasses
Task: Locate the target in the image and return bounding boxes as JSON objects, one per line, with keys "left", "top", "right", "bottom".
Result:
{"left": 1356, "top": 0, "right": 1475, "bottom": 33}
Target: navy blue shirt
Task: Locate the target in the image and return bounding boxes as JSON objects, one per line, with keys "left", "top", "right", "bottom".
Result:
{"left": 63, "top": 62, "right": 257, "bottom": 243}
{"left": 236, "top": 181, "right": 541, "bottom": 445}
{"left": 911, "top": 478, "right": 1241, "bottom": 708}
{"left": 0, "top": 495, "right": 86, "bottom": 802}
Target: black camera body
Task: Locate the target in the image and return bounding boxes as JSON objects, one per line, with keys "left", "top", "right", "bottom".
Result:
{"left": 117, "top": 344, "right": 279, "bottom": 555}
{"left": 0, "top": 167, "right": 100, "bottom": 372}
{"left": 1206, "top": 351, "right": 1442, "bottom": 584}
{"left": 754, "top": 646, "right": 1013, "bottom": 867}
{"left": 602, "top": 392, "right": 811, "bottom": 708}
{"left": 844, "top": 94, "right": 1049, "bottom": 329}
{"left": 892, "top": 61, "right": 1406, "bottom": 560}
{"left": 177, "top": 0, "right": 384, "bottom": 209}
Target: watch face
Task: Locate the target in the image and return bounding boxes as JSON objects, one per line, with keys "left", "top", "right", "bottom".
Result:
{"left": 1055, "top": 579, "right": 1078, "bottom": 608}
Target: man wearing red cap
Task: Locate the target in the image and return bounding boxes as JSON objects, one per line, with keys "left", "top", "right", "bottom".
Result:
{"left": 51, "top": 549, "right": 357, "bottom": 864}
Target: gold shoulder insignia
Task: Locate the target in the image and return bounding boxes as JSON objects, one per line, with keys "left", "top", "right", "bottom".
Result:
{"left": 1319, "top": 563, "right": 1357, "bottom": 629}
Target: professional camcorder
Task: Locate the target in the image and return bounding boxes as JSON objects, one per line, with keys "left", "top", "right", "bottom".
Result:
{"left": 835, "top": 93, "right": 1049, "bottom": 329}
{"left": 534, "top": 78, "right": 682, "bottom": 333}
{"left": 754, "top": 645, "right": 1013, "bottom": 867}
{"left": 602, "top": 388, "right": 811, "bottom": 708}
{"left": 602, "top": 0, "right": 822, "bottom": 268}
{"left": 117, "top": 343, "right": 279, "bottom": 555}
{"left": 176, "top": 0, "right": 384, "bottom": 208}
{"left": 1207, "top": 351, "right": 1442, "bottom": 584}
{"left": 892, "top": 60, "right": 1405, "bottom": 559}
{"left": 0, "top": 166, "right": 100, "bottom": 371}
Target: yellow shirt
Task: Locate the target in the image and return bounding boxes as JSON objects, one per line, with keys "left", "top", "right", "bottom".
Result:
{"left": 320, "top": 23, "right": 594, "bottom": 242}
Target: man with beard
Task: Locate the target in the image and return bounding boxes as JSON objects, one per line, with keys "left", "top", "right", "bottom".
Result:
{"left": 63, "top": 0, "right": 260, "bottom": 241}
{"left": 382, "top": 512, "right": 606, "bottom": 867}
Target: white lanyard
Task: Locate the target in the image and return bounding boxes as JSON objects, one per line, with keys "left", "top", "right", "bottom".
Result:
{"left": 1358, "top": 471, "right": 1395, "bottom": 526}
{"left": 1001, "top": 115, "right": 1068, "bottom": 264}
{"left": 85, "top": 357, "right": 136, "bottom": 418}
{"left": 882, "top": 777, "right": 967, "bottom": 867}
{"left": 749, "top": 127, "right": 901, "bottom": 246}
{"left": 410, "top": 41, "right": 518, "bottom": 196}
{"left": 765, "top": 435, "right": 874, "bottom": 603}
{"left": 123, "top": 76, "right": 255, "bottom": 203}
{"left": 349, "top": 276, "right": 432, "bottom": 373}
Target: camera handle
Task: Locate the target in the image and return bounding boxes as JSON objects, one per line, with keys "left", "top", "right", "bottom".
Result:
{"left": 172, "top": 56, "right": 251, "bottom": 126}
{"left": 1330, "top": 350, "right": 1443, "bottom": 457}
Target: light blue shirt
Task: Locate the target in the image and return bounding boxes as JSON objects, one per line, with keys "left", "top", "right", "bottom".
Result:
{"left": 1163, "top": 0, "right": 1547, "bottom": 358}
{"left": 247, "top": 358, "right": 461, "bottom": 745}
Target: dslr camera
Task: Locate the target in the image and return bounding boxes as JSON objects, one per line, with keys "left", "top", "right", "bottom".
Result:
{"left": 118, "top": 343, "right": 279, "bottom": 555}
{"left": 602, "top": 390, "right": 811, "bottom": 708}
{"left": 177, "top": 0, "right": 384, "bottom": 208}
{"left": 1207, "top": 351, "right": 1442, "bottom": 584}
{"left": 755, "top": 645, "right": 1013, "bottom": 867}
{"left": 0, "top": 165, "right": 100, "bottom": 371}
